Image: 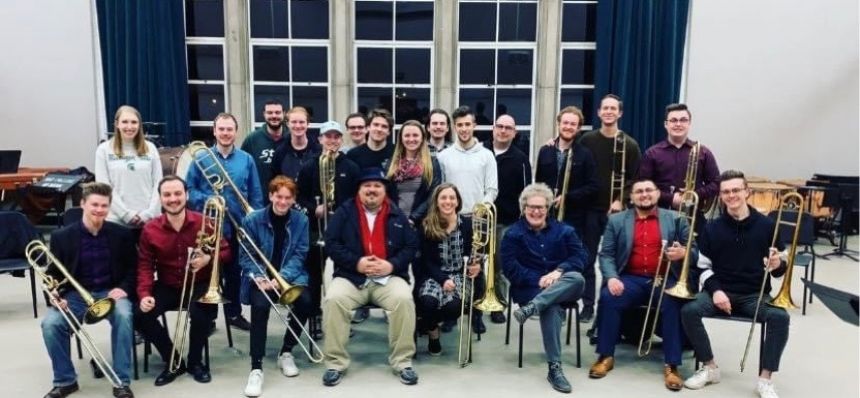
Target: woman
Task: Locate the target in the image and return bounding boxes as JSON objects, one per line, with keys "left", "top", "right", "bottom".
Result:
{"left": 415, "top": 183, "right": 479, "bottom": 355}
{"left": 94, "top": 105, "right": 162, "bottom": 234}
{"left": 385, "top": 120, "right": 442, "bottom": 224}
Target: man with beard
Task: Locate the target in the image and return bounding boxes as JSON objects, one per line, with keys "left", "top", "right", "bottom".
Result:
{"left": 426, "top": 108, "right": 452, "bottom": 156}
{"left": 242, "top": 100, "right": 287, "bottom": 201}
{"left": 347, "top": 108, "right": 395, "bottom": 170}
{"left": 271, "top": 106, "right": 322, "bottom": 182}
{"left": 588, "top": 178, "right": 697, "bottom": 392}
{"left": 135, "top": 176, "right": 232, "bottom": 386}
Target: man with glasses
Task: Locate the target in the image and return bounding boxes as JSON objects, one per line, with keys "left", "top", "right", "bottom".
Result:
{"left": 343, "top": 112, "right": 368, "bottom": 152}
{"left": 588, "top": 178, "right": 698, "bottom": 391}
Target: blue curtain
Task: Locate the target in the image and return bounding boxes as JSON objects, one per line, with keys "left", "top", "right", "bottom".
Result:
{"left": 96, "top": 0, "right": 190, "bottom": 146}
{"left": 593, "top": 0, "right": 690, "bottom": 150}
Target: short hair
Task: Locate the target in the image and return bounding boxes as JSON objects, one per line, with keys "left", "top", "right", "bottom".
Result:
{"left": 269, "top": 175, "right": 298, "bottom": 196}
{"left": 367, "top": 108, "right": 393, "bottom": 130}
{"left": 214, "top": 112, "right": 239, "bottom": 129}
{"left": 719, "top": 169, "right": 747, "bottom": 187}
{"left": 600, "top": 94, "right": 624, "bottom": 112}
{"left": 451, "top": 106, "right": 474, "bottom": 122}
{"left": 664, "top": 103, "right": 692, "bottom": 120}
{"left": 263, "top": 99, "right": 284, "bottom": 111}
{"left": 81, "top": 182, "right": 113, "bottom": 203}
{"left": 518, "top": 183, "right": 554, "bottom": 214}
{"left": 157, "top": 175, "right": 187, "bottom": 194}
{"left": 556, "top": 105, "right": 585, "bottom": 125}
{"left": 630, "top": 177, "right": 657, "bottom": 189}
{"left": 287, "top": 106, "right": 309, "bottom": 122}
{"left": 344, "top": 112, "right": 367, "bottom": 127}
{"left": 425, "top": 108, "right": 453, "bottom": 141}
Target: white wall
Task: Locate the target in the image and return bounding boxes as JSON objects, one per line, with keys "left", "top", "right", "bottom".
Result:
{"left": 685, "top": 0, "right": 859, "bottom": 180}
{"left": 0, "top": 1, "right": 102, "bottom": 170}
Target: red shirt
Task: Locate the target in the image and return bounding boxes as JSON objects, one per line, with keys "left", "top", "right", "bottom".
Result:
{"left": 626, "top": 210, "right": 662, "bottom": 277}
{"left": 137, "top": 210, "right": 232, "bottom": 299}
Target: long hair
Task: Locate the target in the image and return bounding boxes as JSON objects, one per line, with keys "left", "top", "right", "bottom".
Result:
{"left": 111, "top": 105, "right": 148, "bottom": 157}
{"left": 386, "top": 120, "right": 433, "bottom": 184}
{"left": 422, "top": 183, "right": 462, "bottom": 241}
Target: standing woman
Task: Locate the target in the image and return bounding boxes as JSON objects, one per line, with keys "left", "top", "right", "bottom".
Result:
{"left": 385, "top": 120, "right": 442, "bottom": 224}
{"left": 95, "top": 105, "right": 163, "bottom": 238}
{"left": 415, "top": 183, "right": 478, "bottom": 355}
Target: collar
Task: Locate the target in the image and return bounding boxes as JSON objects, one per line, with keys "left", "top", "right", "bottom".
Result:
{"left": 657, "top": 138, "right": 696, "bottom": 149}
{"left": 634, "top": 207, "right": 659, "bottom": 220}
{"left": 158, "top": 210, "right": 198, "bottom": 231}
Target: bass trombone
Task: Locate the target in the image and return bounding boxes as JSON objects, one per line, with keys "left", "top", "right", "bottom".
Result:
{"left": 555, "top": 148, "right": 574, "bottom": 221}
{"left": 608, "top": 132, "right": 627, "bottom": 212}
{"left": 314, "top": 150, "right": 337, "bottom": 247}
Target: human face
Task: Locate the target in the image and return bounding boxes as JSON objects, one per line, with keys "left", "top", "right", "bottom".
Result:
{"left": 719, "top": 178, "right": 749, "bottom": 213}
{"left": 80, "top": 194, "right": 110, "bottom": 227}
{"left": 453, "top": 115, "right": 475, "bottom": 145}
{"left": 368, "top": 116, "right": 391, "bottom": 145}
{"left": 358, "top": 181, "right": 386, "bottom": 210}
{"left": 664, "top": 109, "right": 691, "bottom": 142}
{"left": 492, "top": 115, "right": 517, "bottom": 146}
{"left": 598, "top": 97, "right": 623, "bottom": 127}
{"left": 400, "top": 125, "right": 423, "bottom": 155}
{"left": 630, "top": 181, "right": 659, "bottom": 211}
{"left": 213, "top": 117, "right": 237, "bottom": 148}
{"left": 557, "top": 112, "right": 581, "bottom": 142}
{"left": 319, "top": 131, "right": 343, "bottom": 153}
{"left": 159, "top": 180, "right": 187, "bottom": 216}
{"left": 115, "top": 110, "right": 140, "bottom": 142}
{"left": 269, "top": 186, "right": 296, "bottom": 216}
{"left": 428, "top": 113, "right": 449, "bottom": 141}
{"left": 264, "top": 104, "right": 285, "bottom": 131}
{"left": 346, "top": 116, "right": 367, "bottom": 146}
{"left": 524, "top": 195, "right": 549, "bottom": 230}
{"left": 436, "top": 187, "right": 459, "bottom": 217}
{"left": 288, "top": 111, "right": 308, "bottom": 139}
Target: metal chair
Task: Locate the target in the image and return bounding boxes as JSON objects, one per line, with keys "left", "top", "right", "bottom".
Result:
{"left": 0, "top": 211, "right": 41, "bottom": 318}
{"left": 767, "top": 209, "right": 817, "bottom": 315}
{"left": 505, "top": 298, "right": 581, "bottom": 369}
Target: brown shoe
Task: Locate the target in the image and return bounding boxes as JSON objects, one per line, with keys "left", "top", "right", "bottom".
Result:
{"left": 588, "top": 356, "right": 614, "bottom": 379}
{"left": 664, "top": 365, "right": 683, "bottom": 391}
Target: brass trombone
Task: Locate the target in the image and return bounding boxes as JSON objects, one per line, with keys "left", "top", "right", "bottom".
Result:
{"left": 555, "top": 148, "right": 574, "bottom": 221}
{"left": 188, "top": 141, "right": 254, "bottom": 216}
{"left": 26, "top": 240, "right": 123, "bottom": 388}
{"left": 740, "top": 192, "right": 804, "bottom": 372}
{"left": 196, "top": 195, "right": 230, "bottom": 305}
{"left": 608, "top": 132, "right": 627, "bottom": 212}
{"left": 314, "top": 150, "right": 337, "bottom": 247}
{"left": 458, "top": 202, "right": 498, "bottom": 367}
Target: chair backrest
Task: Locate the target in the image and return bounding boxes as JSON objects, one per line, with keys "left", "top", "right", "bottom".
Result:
{"left": 0, "top": 211, "right": 40, "bottom": 259}
{"left": 62, "top": 207, "right": 83, "bottom": 226}
{"left": 767, "top": 210, "right": 816, "bottom": 247}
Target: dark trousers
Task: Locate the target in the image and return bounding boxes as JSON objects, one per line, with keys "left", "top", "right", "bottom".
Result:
{"left": 249, "top": 286, "right": 313, "bottom": 362}
{"left": 134, "top": 282, "right": 218, "bottom": 366}
{"left": 305, "top": 237, "right": 325, "bottom": 317}
{"left": 223, "top": 233, "right": 242, "bottom": 318}
{"left": 582, "top": 211, "right": 608, "bottom": 308}
{"left": 681, "top": 291, "right": 790, "bottom": 371}
{"left": 416, "top": 295, "right": 463, "bottom": 333}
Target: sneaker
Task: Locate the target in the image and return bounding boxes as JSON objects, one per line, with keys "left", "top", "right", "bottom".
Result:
{"left": 112, "top": 386, "right": 134, "bottom": 398}
{"left": 547, "top": 361, "right": 572, "bottom": 393}
{"left": 322, "top": 369, "right": 345, "bottom": 386}
{"left": 428, "top": 338, "right": 442, "bottom": 356}
{"left": 514, "top": 302, "right": 537, "bottom": 324}
{"left": 278, "top": 352, "right": 299, "bottom": 377}
{"left": 352, "top": 307, "right": 370, "bottom": 324}
{"left": 684, "top": 365, "right": 720, "bottom": 389}
{"left": 228, "top": 315, "right": 252, "bottom": 331}
{"left": 579, "top": 306, "right": 594, "bottom": 323}
{"left": 397, "top": 367, "right": 419, "bottom": 385}
{"left": 756, "top": 379, "right": 779, "bottom": 398}
{"left": 243, "top": 369, "right": 263, "bottom": 397}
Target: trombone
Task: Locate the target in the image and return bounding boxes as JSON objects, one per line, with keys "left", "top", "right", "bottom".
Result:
{"left": 458, "top": 202, "right": 498, "bottom": 367}
{"left": 740, "top": 192, "right": 804, "bottom": 372}
{"left": 314, "top": 150, "right": 337, "bottom": 247}
{"left": 26, "top": 240, "right": 123, "bottom": 388}
{"left": 555, "top": 148, "right": 574, "bottom": 221}
{"left": 608, "top": 132, "right": 627, "bottom": 212}
{"left": 188, "top": 141, "right": 254, "bottom": 216}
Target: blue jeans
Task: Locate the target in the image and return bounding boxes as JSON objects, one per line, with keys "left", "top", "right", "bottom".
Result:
{"left": 526, "top": 272, "right": 585, "bottom": 363}
{"left": 41, "top": 290, "right": 133, "bottom": 387}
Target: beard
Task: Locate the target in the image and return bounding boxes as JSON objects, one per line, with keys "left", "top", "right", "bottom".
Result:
{"left": 634, "top": 202, "right": 656, "bottom": 212}
{"left": 164, "top": 203, "right": 186, "bottom": 216}
{"left": 266, "top": 120, "right": 283, "bottom": 131}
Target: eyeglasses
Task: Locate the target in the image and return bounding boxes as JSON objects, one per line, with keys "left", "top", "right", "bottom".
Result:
{"left": 719, "top": 187, "right": 746, "bottom": 196}
{"left": 525, "top": 204, "right": 548, "bottom": 212}
{"left": 666, "top": 118, "right": 690, "bottom": 124}
{"left": 632, "top": 188, "right": 658, "bottom": 195}
{"left": 494, "top": 124, "right": 515, "bottom": 131}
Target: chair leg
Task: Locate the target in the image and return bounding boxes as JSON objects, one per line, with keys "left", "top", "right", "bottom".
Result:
{"left": 223, "top": 304, "right": 234, "bottom": 348}
{"left": 143, "top": 340, "right": 150, "bottom": 373}
{"left": 518, "top": 322, "right": 524, "bottom": 368}
{"left": 802, "top": 265, "right": 809, "bottom": 315}
{"left": 809, "top": 248, "right": 816, "bottom": 304}
{"left": 76, "top": 336, "right": 83, "bottom": 360}
{"left": 29, "top": 268, "right": 38, "bottom": 318}
{"left": 758, "top": 322, "right": 766, "bottom": 374}
{"left": 132, "top": 341, "right": 139, "bottom": 380}
{"left": 505, "top": 300, "right": 512, "bottom": 345}
{"left": 204, "top": 340, "right": 210, "bottom": 368}
{"left": 574, "top": 306, "right": 581, "bottom": 368}
{"left": 565, "top": 307, "right": 572, "bottom": 346}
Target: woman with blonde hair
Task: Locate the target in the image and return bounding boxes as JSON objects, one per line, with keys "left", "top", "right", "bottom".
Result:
{"left": 385, "top": 120, "right": 442, "bottom": 224}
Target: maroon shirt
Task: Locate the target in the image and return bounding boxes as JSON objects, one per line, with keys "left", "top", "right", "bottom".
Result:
{"left": 637, "top": 139, "right": 720, "bottom": 209}
{"left": 137, "top": 210, "right": 232, "bottom": 299}
{"left": 626, "top": 210, "right": 662, "bottom": 277}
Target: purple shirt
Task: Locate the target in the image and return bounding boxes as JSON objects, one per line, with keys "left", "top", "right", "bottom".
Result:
{"left": 637, "top": 139, "right": 720, "bottom": 209}
{"left": 76, "top": 223, "right": 112, "bottom": 291}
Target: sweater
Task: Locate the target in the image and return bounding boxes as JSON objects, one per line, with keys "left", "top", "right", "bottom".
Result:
{"left": 483, "top": 141, "right": 532, "bottom": 225}
{"left": 578, "top": 129, "right": 641, "bottom": 211}
{"left": 241, "top": 126, "right": 285, "bottom": 198}
{"left": 437, "top": 139, "right": 498, "bottom": 214}
{"left": 94, "top": 139, "right": 163, "bottom": 225}
{"left": 534, "top": 139, "right": 598, "bottom": 225}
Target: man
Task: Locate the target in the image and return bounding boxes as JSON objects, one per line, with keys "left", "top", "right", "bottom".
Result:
{"left": 241, "top": 99, "right": 286, "bottom": 201}
{"left": 588, "top": 178, "right": 697, "bottom": 391}
{"left": 186, "top": 112, "right": 264, "bottom": 331}
{"left": 426, "top": 108, "right": 452, "bottom": 156}
{"left": 347, "top": 108, "right": 395, "bottom": 170}
{"left": 241, "top": 176, "right": 312, "bottom": 397}
{"left": 504, "top": 182, "right": 587, "bottom": 394}
{"left": 483, "top": 113, "right": 532, "bottom": 324}
{"left": 321, "top": 168, "right": 419, "bottom": 386}
{"left": 681, "top": 170, "right": 790, "bottom": 398}
{"left": 136, "top": 176, "right": 232, "bottom": 386}
{"left": 579, "top": 95, "right": 642, "bottom": 324}
{"left": 437, "top": 105, "right": 499, "bottom": 333}
{"left": 638, "top": 103, "right": 720, "bottom": 229}
{"left": 343, "top": 112, "right": 368, "bottom": 152}
{"left": 536, "top": 106, "right": 598, "bottom": 321}
{"left": 40, "top": 182, "right": 136, "bottom": 398}
{"left": 270, "top": 106, "right": 321, "bottom": 182}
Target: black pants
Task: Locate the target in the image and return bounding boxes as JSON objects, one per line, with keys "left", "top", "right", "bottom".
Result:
{"left": 416, "top": 295, "right": 464, "bottom": 333}
{"left": 222, "top": 233, "right": 242, "bottom": 318}
{"left": 305, "top": 232, "right": 325, "bottom": 317}
{"left": 249, "top": 287, "right": 313, "bottom": 362}
{"left": 572, "top": 214, "right": 602, "bottom": 309}
{"left": 134, "top": 282, "right": 218, "bottom": 366}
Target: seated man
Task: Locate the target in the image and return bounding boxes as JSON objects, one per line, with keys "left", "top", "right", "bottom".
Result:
{"left": 588, "top": 178, "right": 698, "bottom": 391}
{"left": 504, "top": 182, "right": 588, "bottom": 394}
{"left": 321, "top": 167, "right": 419, "bottom": 386}
{"left": 681, "top": 170, "right": 790, "bottom": 398}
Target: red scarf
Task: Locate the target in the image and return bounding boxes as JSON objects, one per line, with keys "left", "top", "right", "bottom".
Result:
{"left": 356, "top": 196, "right": 389, "bottom": 259}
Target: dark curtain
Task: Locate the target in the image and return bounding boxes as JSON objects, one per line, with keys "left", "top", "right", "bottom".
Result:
{"left": 96, "top": 0, "right": 190, "bottom": 147}
{"left": 593, "top": 0, "right": 690, "bottom": 150}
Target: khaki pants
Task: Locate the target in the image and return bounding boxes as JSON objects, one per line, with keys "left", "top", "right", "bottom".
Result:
{"left": 322, "top": 276, "right": 416, "bottom": 371}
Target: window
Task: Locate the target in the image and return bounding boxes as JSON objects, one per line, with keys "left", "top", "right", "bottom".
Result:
{"left": 185, "top": 0, "right": 227, "bottom": 141}
{"left": 559, "top": 0, "right": 597, "bottom": 129}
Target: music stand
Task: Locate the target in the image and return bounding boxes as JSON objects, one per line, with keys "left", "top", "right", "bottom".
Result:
{"left": 820, "top": 182, "right": 859, "bottom": 261}
{"left": 801, "top": 278, "right": 858, "bottom": 326}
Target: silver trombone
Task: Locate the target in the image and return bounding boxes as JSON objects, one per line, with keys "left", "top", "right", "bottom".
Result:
{"left": 26, "top": 240, "right": 124, "bottom": 388}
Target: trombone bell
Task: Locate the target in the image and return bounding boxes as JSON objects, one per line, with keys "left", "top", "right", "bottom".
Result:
{"left": 197, "top": 287, "right": 230, "bottom": 305}
{"left": 84, "top": 298, "right": 116, "bottom": 324}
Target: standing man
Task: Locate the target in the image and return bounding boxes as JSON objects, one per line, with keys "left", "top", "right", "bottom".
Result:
{"left": 186, "top": 112, "right": 265, "bottom": 331}
{"left": 40, "top": 182, "right": 136, "bottom": 398}
{"left": 271, "top": 106, "right": 321, "bottom": 182}
{"left": 242, "top": 99, "right": 286, "bottom": 201}
{"left": 426, "top": 108, "right": 453, "bottom": 156}
{"left": 681, "top": 170, "right": 790, "bottom": 398}
{"left": 136, "top": 176, "right": 232, "bottom": 386}
{"left": 347, "top": 108, "right": 395, "bottom": 170}
{"left": 483, "top": 113, "right": 532, "bottom": 324}
{"left": 343, "top": 112, "right": 368, "bottom": 152}
{"left": 437, "top": 105, "right": 498, "bottom": 333}
{"left": 321, "top": 168, "right": 419, "bottom": 386}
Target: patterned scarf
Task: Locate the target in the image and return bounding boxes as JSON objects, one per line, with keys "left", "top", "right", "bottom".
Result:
{"left": 391, "top": 157, "right": 423, "bottom": 183}
{"left": 356, "top": 196, "right": 390, "bottom": 259}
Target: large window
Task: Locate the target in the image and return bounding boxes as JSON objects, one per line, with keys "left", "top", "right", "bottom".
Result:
{"left": 185, "top": 0, "right": 227, "bottom": 141}
{"left": 559, "top": 0, "right": 597, "bottom": 129}
{"left": 354, "top": 0, "right": 434, "bottom": 127}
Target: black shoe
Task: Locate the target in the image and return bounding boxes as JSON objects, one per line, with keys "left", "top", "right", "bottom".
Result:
{"left": 547, "top": 362, "right": 572, "bottom": 393}
{"left": 471, "top": 313, "right": 486, "bottom": 334}
{"left": 440, "top": 319, "right": 456, "bottom": 333}
{"left": 397, "top": 367, "right": 419, "bottom": 385}
{"left": 586, "top": 326, "right": 598, "bottom": 345}
{"left": 43, "top": 382, "right": 78, "bottom": 398}
{"left": 112, "top": 386, "right": 135, "bottom": 398}
{"left": 228, "top": 315, "right": 251, "bottom": 331}
{"left": 90, "top": 359, "right": 104, "bottom": 379}
{"left": 428, "top": 337, "right": 442, "bottom": 356}
{"left": 154, "top": 364, "right": 186, "bottom": 387}
{"left": 579, "top": 306, "right": 594, "bottom": 323}
{"left": 187, "top": 363, "right": 211, "bottom": 383}
{"left": 490, "top": 311, "right": 506, "bottom": 324}
{"left": 514, "top": 302, "right": 537, "bottom": 324}
{"left": 322, "top": 369, "right": 345, "bottom": 386}
{"left": 351, "top": 307, "right": 370, "bottom": 324}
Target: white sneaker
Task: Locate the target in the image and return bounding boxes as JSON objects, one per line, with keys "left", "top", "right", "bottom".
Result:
{"left": 756, "top": 379, "right": 779, "bottom": 398}
{"left": 278, "top": 352, "right": 299, "bottom": 377}
{"left": 244, "top": 369, "right": 264, "bottom": 397}
{"left": 684, "top": 365, "right": 720, "bottom": 389}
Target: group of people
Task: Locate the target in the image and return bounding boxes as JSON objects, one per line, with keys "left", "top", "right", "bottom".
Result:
{"left": 36, "top": 96, "right": 792, "bottom": 398}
